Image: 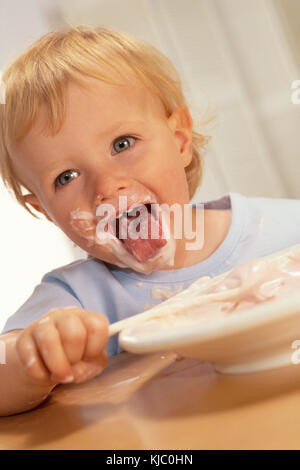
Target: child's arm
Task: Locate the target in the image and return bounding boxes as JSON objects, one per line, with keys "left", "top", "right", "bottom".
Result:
{"left": 0, "top": 329, "right": 57, "bottom": 416}
{"left": 0, "top": 307, "right": 109, "bottom": 416}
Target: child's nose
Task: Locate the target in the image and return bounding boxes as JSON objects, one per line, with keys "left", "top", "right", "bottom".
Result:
{"left": 93, "top": 175, "right": 131, "bottom": 204}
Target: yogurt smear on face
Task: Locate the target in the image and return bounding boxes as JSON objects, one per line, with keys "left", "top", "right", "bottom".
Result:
{"left": 70, "top": 188, "right": 176, "bottom": 274}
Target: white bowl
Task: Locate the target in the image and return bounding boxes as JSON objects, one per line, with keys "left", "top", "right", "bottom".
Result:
{"left": 119, "top": 245, "right": 300, "bottom": 375}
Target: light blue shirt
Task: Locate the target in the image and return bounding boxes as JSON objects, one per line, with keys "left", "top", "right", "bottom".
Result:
{"left": 3, "top": 192, "right": 300, "bottom": 357}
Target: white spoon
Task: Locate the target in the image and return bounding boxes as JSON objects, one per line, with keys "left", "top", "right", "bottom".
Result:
{"left": 108, "top": 283, "right": 242, "bottom": 336}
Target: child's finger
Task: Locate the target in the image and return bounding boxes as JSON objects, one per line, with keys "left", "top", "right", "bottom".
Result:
{"left": 78, "top": 311, "right": 109, "bottom": 361}
{"left": 32, "top": 322, "right": 74, "bottom": 382}
{"left": 54, "top": 313, "right": 87, "bottom": 365}
{"left": 16, "top": 332, "right": 52, "bottom": 384}
{"left": 72, "top": 352, "right": 108, "bottom": 383}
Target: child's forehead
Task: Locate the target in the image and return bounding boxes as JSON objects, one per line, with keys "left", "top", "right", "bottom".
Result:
{"left": 29, "top": 77, "right": 166, "bottom": 139}
{"left": 8, "top": 77, "right": 167, "bottom": 166}
{"left": 65, "top": 77, "right": 166, "bottom": 120}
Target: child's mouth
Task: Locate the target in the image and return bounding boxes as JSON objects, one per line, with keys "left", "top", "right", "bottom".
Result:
{"left": 70, "top": 188, "right": 176, "bottom": 273}
{"left": 113, "top": 203, "right": 167, "bottom": 263}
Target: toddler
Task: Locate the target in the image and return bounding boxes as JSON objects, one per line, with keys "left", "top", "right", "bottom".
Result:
{"left": 1, "top": 26, "right": 300, "bottom": 416}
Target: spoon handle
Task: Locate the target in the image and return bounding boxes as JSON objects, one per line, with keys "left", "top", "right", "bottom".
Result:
{"left": 108, "top": 284, "right": 241, "bottom": 336}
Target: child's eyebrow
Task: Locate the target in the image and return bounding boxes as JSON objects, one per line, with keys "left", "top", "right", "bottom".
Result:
{"left": 96, "top": 120, "right": 145, "bottom": 138}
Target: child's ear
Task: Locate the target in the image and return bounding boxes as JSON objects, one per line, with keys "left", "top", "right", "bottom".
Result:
{"left": 23, "top": 194, "right": 54, "bottom": 223}
{"left": 167, "top": 104, "right": 193, "bottom": 167}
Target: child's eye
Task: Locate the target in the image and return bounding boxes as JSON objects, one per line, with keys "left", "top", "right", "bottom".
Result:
{"left": 112, "top": 135, "right": 137, "bottom": 155}
{"left": 55, "top": 169, "right": 80, "bottom": 189}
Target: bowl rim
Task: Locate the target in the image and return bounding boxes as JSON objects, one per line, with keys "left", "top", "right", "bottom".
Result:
{"left": 119, "top": 290, "right": 300, "bottom": 351}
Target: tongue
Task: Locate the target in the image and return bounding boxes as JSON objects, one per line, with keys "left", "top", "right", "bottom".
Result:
{"left": 118, "top": 209, "right": 167, "bottom": 262}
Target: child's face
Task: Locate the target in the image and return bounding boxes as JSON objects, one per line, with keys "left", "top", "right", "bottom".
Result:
{"left": 10, "top": 77, "right": 193, "bottom": 269}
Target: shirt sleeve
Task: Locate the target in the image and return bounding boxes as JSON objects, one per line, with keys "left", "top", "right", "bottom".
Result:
{"left": 1, "top": 277, "right": 82, "bottom": 334}
{"left": 1, "top": 274, "right": 119, "bottom": 357}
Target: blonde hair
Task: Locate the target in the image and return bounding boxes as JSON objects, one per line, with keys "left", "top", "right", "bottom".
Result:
{"left": 0, "top": 25, "right": 210, "bottom": 218}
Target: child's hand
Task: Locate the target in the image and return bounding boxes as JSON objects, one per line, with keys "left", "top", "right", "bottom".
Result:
{"left": 15, "top": 307, "right": 109, "bottom": 385}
